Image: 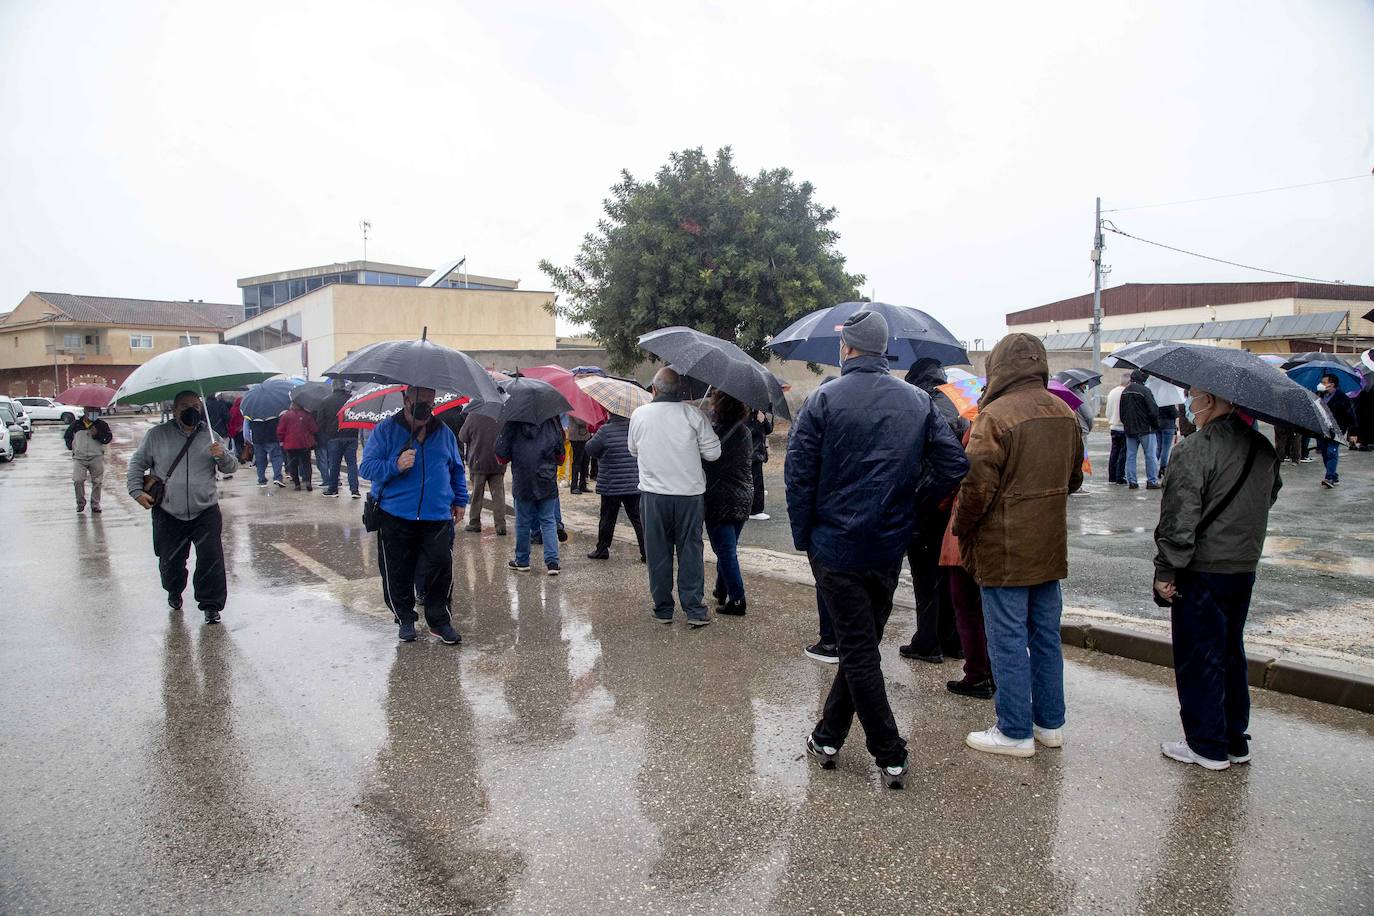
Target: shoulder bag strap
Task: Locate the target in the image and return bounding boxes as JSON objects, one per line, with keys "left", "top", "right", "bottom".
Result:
{"left": 163, "top": 428, "right": 199, "bottom": 480}
{"left": 1195, "top": 435, "right": 1260, "bottom": 536}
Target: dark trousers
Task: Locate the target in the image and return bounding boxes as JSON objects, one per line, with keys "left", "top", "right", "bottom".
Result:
{"left": 1273, "top": 426, "right": 1301, "bottom": 463}
{"left": 377, "top": 512, "right": 455, "bottom": 628}
{"left": 570, "top": 441, "right": 589, "bottom": 491}
{"left": 152, "top": 505, "right": 227, "bottom": 612}
{"left": 906, "top": 507, "right": 958, "bottom": 656}
{"left": 641, "top": 492, "right": 706, "bottom": 621}
{"left": 285, "top": 447, "right": 312, "bottom": 486}
{"left": 596, "top": 493, "right": 645, "bottom": 558}
{"left": 750, "top": 460, "right": 766, "bottom": 515}
{"left": 816, "top": 588, "right": 835, "bottom": 644}
{"left": 324, "top": 437, "right": 359, "bottom": 493}
{"left": 810, "top": 557, "right": 906, "bottom": 767}
{"left": 948, "top": 565, "right": 991, "bottom": 681}
{"left": 1108, "top": 430, "right": 1127, "bottom": 482}
{"left": 1170, "top": 570, "right": 1255, "bottom": 762}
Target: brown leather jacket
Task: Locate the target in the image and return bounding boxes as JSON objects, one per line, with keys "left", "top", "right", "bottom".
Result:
{"left": 953, "top": 334, "right": 1084, "bottom": 587}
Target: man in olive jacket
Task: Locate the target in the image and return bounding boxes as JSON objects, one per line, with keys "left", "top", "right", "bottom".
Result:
{"left": 1154, "top": 387, "right": 1280, "bottom": 771}
{"left": 954, "top": 334, "right": 1083, "bottom": 758}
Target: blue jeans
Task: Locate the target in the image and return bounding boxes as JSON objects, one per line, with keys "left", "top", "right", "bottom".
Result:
{"left": 706, "top": 520, "right": 746, "bottom": 602}
{"left": 1155, "top": 423, "right": 1176, "bottom": 473}
{"left": 1320, "top": 438, "right": 1340, "bottom": 482}
{"left": 323, "top": 437, "right": 360, "bottom": 493}
{"left": 254, "top": 442, "right": 283, "bottom": 483}
{"left": 981, "top": 581, "right": 1066, "bottom": 740}
{"left": 515, "top": 497, "right": 559, "bottom": 567}
{"left": 1125, "top": 434, "right": 1159, "bottom": 485}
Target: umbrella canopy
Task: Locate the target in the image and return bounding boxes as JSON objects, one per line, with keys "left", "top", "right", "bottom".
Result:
{"left": 56, "top": 385, "right": 116, "bottom": 409}
{"left": 517, "top": 366, "right": 609, "bottom": 425}
{"left": 945, "top": 367, "right": 977, "bottom": 383}
{"left": 497, "top": 376, "right": 571, "bottom": 426}
{"left": 1362, "top": 349, "right": 1374, "bottom": 373}
{"left": 1145, "top": 377, "right": 1187, "bottom": 408}
{"left": 638, "top": 327, "right": 791, "bottom": 419}
{"left": 1102, "top": 340, "right": 1187, "bottom": 369}
{"left": 1126, "top": 343, "right": 1337, "bottom": 438}
{"left": 240, "top": 377, "right": 302, "bottom": 421}
{"left": 937, "top": 376, "right": 1082, "bottom": 420}
{"left": 570, "top": 365, "right": 606, "bottom": 377}
{"left": 323, "top": 335, "right": 501, "bottom": 401}
{"left": 1053, "top": 368, "right": 1103, "bottom": 389}
{"left": 1286, "top": 360, "right": 1363, "bottom": 396}
{"left": 338, "top": 383, "right": 469, "bottom": 430}
{"left": 112, "top": 344, "right": 280, "bottom": 407}
{"left": 290, "top": 380, "right": 337, "bottom": 412}
{"left": 1281, "top": 351, "right": 1349, "bottom": 370}
{"left": 766, "top": 301, "right": 968, "bottom": 370}
{"left": 576, "top": 376, "right": 651, "bottom": 418}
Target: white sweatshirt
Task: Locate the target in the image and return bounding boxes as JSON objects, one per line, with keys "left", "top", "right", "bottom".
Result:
{"left": 627, "top": 400, "right": 722, "bottom": 496}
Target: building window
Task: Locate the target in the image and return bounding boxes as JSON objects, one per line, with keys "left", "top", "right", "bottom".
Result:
{"left": 180, "top": 335, "right": 201, "bottom": 346}
{"left": 289, "top": 279, "right": 306, "bottom": 300}
{"left": 339, "top": 272, "right": 358, "bottom": 284}
{"left": 307, "top": 276, "right": 322, "bottom": 291}
{"left": 225, "top": 313, "right": 301, "bottom": 353}
{"left": 63, "top": 333, "right": 82, "bottom": 349}
{"left": 130, "top": 335, "right": 154, "bottom": 349}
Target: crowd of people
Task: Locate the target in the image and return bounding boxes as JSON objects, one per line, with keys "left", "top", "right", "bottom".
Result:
{"left": 92, "top": 312, "right": 1364, "bottom": 788}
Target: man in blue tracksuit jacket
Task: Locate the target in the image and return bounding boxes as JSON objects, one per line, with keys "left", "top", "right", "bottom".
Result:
{"left": 360, "top": 385, "right": 468, "bottom": 645}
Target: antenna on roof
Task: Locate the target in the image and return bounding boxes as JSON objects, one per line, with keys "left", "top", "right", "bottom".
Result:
{"left": 360, "top": 219, "right": 371, "bottom": 268}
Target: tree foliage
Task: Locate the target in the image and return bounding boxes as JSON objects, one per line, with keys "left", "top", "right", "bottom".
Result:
{"left": 540, "top": 147, "right": 864, "bottom": 372}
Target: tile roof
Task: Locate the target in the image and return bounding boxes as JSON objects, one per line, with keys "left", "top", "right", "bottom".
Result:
{"left": 30, "top": 292, "right": 243, "bottom": 329}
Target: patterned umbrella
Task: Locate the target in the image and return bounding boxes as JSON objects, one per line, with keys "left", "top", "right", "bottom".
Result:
{"left": 576, "top": 376, "right": 651, "bottom": 418}
{"left": 338, "top": 383, "right": 468, "bottom": 430}
{"left": 938, "top": 376, "right": 1083, "bottom": 420}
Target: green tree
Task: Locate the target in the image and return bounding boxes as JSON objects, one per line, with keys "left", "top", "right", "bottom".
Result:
{"left": 540, "top": 147, "right": 864, "bottom": 372}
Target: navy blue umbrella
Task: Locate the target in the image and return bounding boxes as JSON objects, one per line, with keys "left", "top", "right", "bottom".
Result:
{"left": 239, "top": 377, "right": 300, "bottom": 421}
{"left": 1287, "top": 360, "right": 1362, "bottom": 396}
{"left": 765, "top": 301, "right": 968, "bottom": 370}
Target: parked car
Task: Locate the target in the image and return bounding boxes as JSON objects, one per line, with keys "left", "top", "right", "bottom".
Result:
{"left": 0, "top": 403, "right": 27, "bottom": 455}
{"left": 0, "top": 396, "right": 33, "bottom": 438}
{"left": 14, "top": 396, "right": 80, "bottom": 423}
{"left": 0, "top": 420, "right": 13, "bottom": 462}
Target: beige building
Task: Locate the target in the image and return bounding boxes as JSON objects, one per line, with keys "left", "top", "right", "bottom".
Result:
{"left": 0, "top": 293, "right": 243, "bottom": 397}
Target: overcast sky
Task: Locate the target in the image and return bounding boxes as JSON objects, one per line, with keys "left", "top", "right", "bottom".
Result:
{"left": 2, "top": 0, "right": 1372, "bottom": 343}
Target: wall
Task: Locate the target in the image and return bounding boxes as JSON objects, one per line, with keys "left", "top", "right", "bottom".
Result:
{"left": 1011, "top": 298, "right": 1298, "bottom": 338}
{"left": 1294, "top": 298, "right": 1374, "bottom": 338}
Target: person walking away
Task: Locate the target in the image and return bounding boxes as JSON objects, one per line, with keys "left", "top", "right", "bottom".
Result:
{"left": 64, "top": 407, "right": 112, "bottom": 513}
{"left": 584, "top": 410, "right": 645, "bottom": 561}
{"left": 629, "top": 368, "right": 722, "bottom": 626}
{"left": 954, "top": 334, "right": 1083, "bottom": 758}
{"left": 1154, "top": 387, "right": 1281, "bottom": 769}
{"left": 746, "top": 411, "right": 773, "bottom": 520}
{"left": 126, "top": 391, "right": 239, "bottom": 623}
{"left": 1316, "top": 373, "right": 1355, "bottom": 489}
{"left": 899, "top": 357, "right": 969, "bottom": 663}
{"left": 359, "top": 385, "right": 467, "bottom": 644}
{"left": 227, "top": 396, "right": 245, "bottom": 462}
{"left": 496, "top": 415, "right": 565, "bottom": 574}
{"left": 788, "top": 310, "right": 968, "bottom": 788}
{"left": 1156, "top": 403, "right": 1180, "bottom": 475}
{"left": 457, "top": 410, "right": 508, "bottom": 535}
{"left": 1106, "top": 374, "right": 1128, "bottom": 484}
{"left": 703, "top": 391, "right": 754, "bottom": 616}
{"left": 567, "top": 415, "right": 591, "bottom": 494}
{"left": 1120, "top": 369, "right": 1161, "bottom": 490}
{"left": 250, "top": 415, "right": 285, "bottom": 488}
{"left": 316, "top": 381, "right": 361, "bottom": 498}
{"left": 277, "top": 401, "right": 320, "bottom": 491}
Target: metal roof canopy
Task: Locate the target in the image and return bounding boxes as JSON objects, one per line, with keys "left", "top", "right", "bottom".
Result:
{"left": 1261, "top": 311, "right": 1348, "bottom": 338}
{"left": 1042, "top": 332, "right": 1092, "bottom": 350}
{"left": 1197, "top": 317, "right": 1269, "bottom": 340}
{"left": 1102, "top": 327, "right": 1143, "bottom": 343}
{"left": 1140, "top": 323, "right": 1204, "bottom": 341}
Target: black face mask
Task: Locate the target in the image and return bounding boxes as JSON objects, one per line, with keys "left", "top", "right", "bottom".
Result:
{"left": 179, "top": 407, "right": 203, "bottom": 427}
{"left": 410, "top": 401, "right": 433, "bottom": 421}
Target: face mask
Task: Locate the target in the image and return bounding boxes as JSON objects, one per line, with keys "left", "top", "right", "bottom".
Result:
{"left": 1316, "top": 383, "right": 1328, "bottom": 393}
{"left": 179, "top": 406, "right": 203, "bottom": 427}
{"left": 410, "top": 400, "right": 433, "bottom": 421}
{"left": 1184, "top": 397, "right": 1202, "bottom": 425}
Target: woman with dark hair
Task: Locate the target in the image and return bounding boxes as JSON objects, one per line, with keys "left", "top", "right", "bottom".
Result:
{"left": 704, "top": 390, "right": 754, "bottom": 616}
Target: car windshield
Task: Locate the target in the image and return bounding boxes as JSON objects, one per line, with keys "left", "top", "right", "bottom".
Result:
{"left": 0, "top": 405, "right": 15, "bottom": 423}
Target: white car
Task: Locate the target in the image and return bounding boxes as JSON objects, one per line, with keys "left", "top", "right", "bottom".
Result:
{"left": 0, "top": 396, "right": 32, "bottom": 438}
{"left": 14, "top": 396, "right": 80, "bottom": 424}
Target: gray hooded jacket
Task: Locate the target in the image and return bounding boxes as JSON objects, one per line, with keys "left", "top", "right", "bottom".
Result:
{"left": 127, "top": 421, "right": 238, "bottom": 520}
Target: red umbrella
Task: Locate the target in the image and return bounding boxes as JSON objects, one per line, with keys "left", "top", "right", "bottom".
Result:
{"left": 337, "top": 383, "right": 468, "bottom": 430}
{"left": 57, "top": 385, "right": 116, "bottom": 409}
{"left": 517, "top": 366, "right": 609, "bottom": 425}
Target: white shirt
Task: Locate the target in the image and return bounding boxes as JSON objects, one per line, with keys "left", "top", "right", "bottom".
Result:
{"left": 627, "top": 400, "right": 722, "bottom": 496}
{"left": 1106, "top": 385, "right": 1125, "bottom": 432}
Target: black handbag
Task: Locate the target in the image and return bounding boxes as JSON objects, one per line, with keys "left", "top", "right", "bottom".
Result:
{"left": 362, "top": 435, "right": 414, "bottom": 532}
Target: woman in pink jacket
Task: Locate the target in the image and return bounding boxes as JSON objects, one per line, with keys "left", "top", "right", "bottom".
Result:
{"left": 276, "top": 403, "right": 320, "bottom": 491}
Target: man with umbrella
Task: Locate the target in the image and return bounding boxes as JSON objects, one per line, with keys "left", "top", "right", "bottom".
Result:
{"left": 1121, "top": 369, "right": 1162, "bottom": 490}
{"left": 63, "top": 405, "right": 113, "bottom": 513}
{"left": 315, "top": 380, "right": 362, "bottom": 498}
{"left": 359, "top": 386, "right": 468, "bottom": 644}
{"left": 1315, "top": 372, "right": 1356, "bottom": 489}
{"left": 126, "top": 390, "right": 239, "bottom": 624}
{"left": 494, "top": 394, "right": 566, "bottom": 576}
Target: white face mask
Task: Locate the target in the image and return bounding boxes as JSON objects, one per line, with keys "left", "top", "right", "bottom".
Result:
{"left": 1316, "top": 383, "right": 1328, "bottom": 393}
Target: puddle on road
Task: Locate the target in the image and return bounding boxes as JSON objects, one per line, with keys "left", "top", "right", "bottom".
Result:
{"left": 1078, "top": 526, "right": 1149, "bottom": 535}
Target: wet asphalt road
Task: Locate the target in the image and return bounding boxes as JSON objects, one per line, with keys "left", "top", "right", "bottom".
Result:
{"left": 2, "top": 419, "right": 1373, "bottom": 914}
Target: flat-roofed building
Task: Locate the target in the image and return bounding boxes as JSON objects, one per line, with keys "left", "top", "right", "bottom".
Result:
{"left": 237, "top": 260, "right": 518, "bottom": 319}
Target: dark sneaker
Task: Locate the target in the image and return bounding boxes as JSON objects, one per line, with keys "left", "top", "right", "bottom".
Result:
{"left": 351, "top": 492, "right": 363, "bottom": 499}
{"left": 323, "top": 490, "right": 339, "bottom": 498}
{"left": 306, "top": 484, "right": 313, "bottom": 492}
{"left": 718, "top": 598, "right": 747, "bottom": 616}
{"left": 586, "top": 550, "right": 610, "bottom": 560}
{"left": 546, "top": 562, "right": 561, "bottom": 576}
{"left": 76, "top": 504, "right": 85, "bottom": 513}
{"left": 495, "top": 528, "right": 507, "bottom": 536}
{"left": 879, "top": 760, "right": 908, "bottom": 789}
{"left": 257, "top": 481, "right": 268, "bottom": 488}
{"left": 398, "top": 621, "right": 417, "bottom": 641}
{"left": 687, "top": 616, "right": 711, "bottom": 628}
{"left": 1146, "top": 482, "right": 1162, "bottom": 490}
{"left": 91, "top": 507, "right": 102, "bottom": 514}
{"left": 653, "top": 613, "right": 673, "bottom": 625}
{"left": 806, "top": 735, "right": 838, "bottom": 769}
{"left": 168, "top": 594, "right": 183, "bottom": 611}
{"left": 432, "top": 625, "right": 462, "bottom": 645}
{"left": 507, "top": 560, "right": 531, "bottom": 572}
{"left": 1321, "top": 478, "right": 1335, "bottom": 489}
{"left": 203, "top": 609, "right": 222, "bottom": 625}
{"left": 899, "top": 642, "right": 944, "bottom": 663}
{"left": 463, "top": 524, "right": 481, "bottom": 533}
{"left": 805, "top": 642, "right": 839, "bottom": 663}
{"left": 273, "top": 479, "right": 287, "bottom": 488}
{"left": 946, "top": 678, "right": 996, "bottom": 699}
{"left": 556, "top": 524, "right": 568, "bottom": 543}
{"left": 1128, "top": 483, "right": 1140, "bottom": 490}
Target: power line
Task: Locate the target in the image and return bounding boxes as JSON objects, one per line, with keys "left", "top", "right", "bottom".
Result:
{"left": 1101, "top": 223, "right": 1348, "bottom": 284}
{"left": 1102, "top": 172, "right": 1371, "bottom": 213}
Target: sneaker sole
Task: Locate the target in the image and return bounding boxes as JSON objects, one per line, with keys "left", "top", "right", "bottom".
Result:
{"left": 1228, "top": 753, "right": 1252, "bottom": 764}
{"left": 1161, "top": 744, "right": 1230, "bottom": 770}
{"left": 687, "top": 619, "right": 711, "bottom": 628}
{"left": 804, "top": 650, "right": 839, "bottom": 664}
{"left": 654, "top": 616, "right": 673, "bottom": 625}
{"left": 806, "top": 740, "right": 837, "bottom": 770}
{"left": 508, "top": 566, "right": 531, "bottom": 572}
{"left": 965, "top": 737, "right": 1035, "bottom": 758}
{"left": 547, "top": 569, "right": 560, "bottom": 576}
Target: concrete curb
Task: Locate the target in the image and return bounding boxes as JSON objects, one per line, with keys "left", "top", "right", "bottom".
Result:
{"left": 1067, "top": 622, "right": 1374, "bottom": 715}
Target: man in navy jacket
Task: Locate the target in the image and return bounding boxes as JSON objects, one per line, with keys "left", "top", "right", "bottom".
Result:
{"left": 786, "top": 310, "right": 968, "bottom": 789}
{"left": 360, "top": 385, "right": 468, "bottom": 645}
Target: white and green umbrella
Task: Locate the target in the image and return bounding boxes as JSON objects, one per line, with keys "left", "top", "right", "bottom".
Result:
{"left": 112, "top": 344, "right": 281, "bottom": 423}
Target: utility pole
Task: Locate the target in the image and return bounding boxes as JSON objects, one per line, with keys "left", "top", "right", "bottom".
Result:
{"left": 1090, "top": 196, "right": 1104, "bottom": 373}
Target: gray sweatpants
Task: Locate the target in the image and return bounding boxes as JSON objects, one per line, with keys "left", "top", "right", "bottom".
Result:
{"left": 641, "top": 491, "right": 706, "bottom": 621}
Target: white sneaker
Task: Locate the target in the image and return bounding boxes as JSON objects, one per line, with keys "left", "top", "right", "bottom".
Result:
{"left": 1161, "top": 740, "right": 1229, "bottom": 771}
{"left": 965, "top": 725, "right": 1034, "bottom": 758}
{"left": 749, "top": 513, "right": 770, "bottom": 521}
{"left": 1033, "top": 725, "right": 1064, "bottom": 748}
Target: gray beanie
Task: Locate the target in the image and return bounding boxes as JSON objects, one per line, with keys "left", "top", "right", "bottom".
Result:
{"left": 840, "top": 309, "right": 889, "bottom": 355}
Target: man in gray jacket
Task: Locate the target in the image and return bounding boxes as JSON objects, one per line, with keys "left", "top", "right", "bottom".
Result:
{"left": 127, "top": 390, "right": 239, "bottom": 623}
{"left": 1153, "top": 386, "right": 1280, "bottom": 770}
{"left": 64, "top": 407, "right": 113, "bottom": 513}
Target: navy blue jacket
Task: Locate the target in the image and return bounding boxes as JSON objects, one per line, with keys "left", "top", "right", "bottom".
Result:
{"left": 495, "top": 418, "right": 564, "bottom": 502}
{"left": 360, "top": 414, "right": 468, "bottom": 521}
{"left": 785, "top": 355, "right": 969, "bottom": 571}
{"left": 585, "top": 416, "right": 640, "bottom": 497}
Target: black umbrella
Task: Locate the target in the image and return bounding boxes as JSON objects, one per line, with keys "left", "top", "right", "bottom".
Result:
{"left": 323, "top": 330, "right": 501, "bottom": 401}
{"left": 290, "top": 380, "right": 336, "bottom": 411}
{"left": 637, "top": 327, "right": 791, "bottom": 419}
{"left": 1053, "top": 368, "right": 1102, "bottom": 389}
{"left": 1280, "top": 351, "right": 1351, "bottom": 371}
{"left": 1125, "top": 343, "right": 1338, "bottom": 438}
{"left": 497, "top": 377, "right": 571, "bottom": 426}
{"left": 765, "top": 301, "right": 968, "bottom": 370}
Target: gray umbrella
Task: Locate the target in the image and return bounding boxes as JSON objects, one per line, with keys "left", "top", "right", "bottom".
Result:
{"left": 1122, "top": 343, "right": 1337, "bottom": 438}
{"left": 323, "top": 330, "right": 501, "bottom": 401}
{"left": 496, "top": 377, "right": 571, "bottom": 426}
{"left": 1053, "top": 368, "right": 1102, "bottom": 389}
{"left": 1280, "top": 351, "right": 1351, "bottom": 371}
{"left": 765, "top": 301, "right": 968, "bottom": 370}
{"left": 637, "top": 327, "right": 791, "bottom": 419}
{"left": 290, "top": 380, "right": 336, "bottom": 412}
